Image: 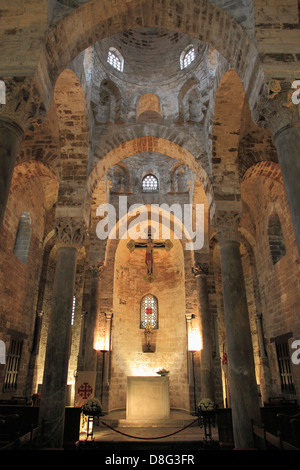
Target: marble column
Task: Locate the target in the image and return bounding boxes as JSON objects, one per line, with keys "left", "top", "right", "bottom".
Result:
{"left": 38, "top": 218, "right": 86, "bottom": 449}
{"left": 0, "top": 119, "right": 24, "bottom": 227}
{"left": 254, "top": 80, "right": 300, "bottom": 255}
{"left": 214, "top": 211, "right": 261, "bottom": 449}
{"left": 192, "top": 262, "right": 214, "bottom": 400}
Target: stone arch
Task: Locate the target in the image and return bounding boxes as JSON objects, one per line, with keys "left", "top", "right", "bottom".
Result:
{"left": 178, "top": 77, "right": 200, "bottom": 122}
{"left": 242, "top": 161, "right": 283, "bottom": 187}
{"left": 85, "top": 136, "right": 214, "bottom": 224}
{"left": 136, "top": 93, "right": 162, "bottom": 123}
{"left": 91, "top": 123, "right": 209, "bottom": 173}
{"left": 52, "top": 68, "right": 89, "bottom": 213}
{"left": 10, "top": 160, "right": 59, "bottom": 212}
{"left": 212, "top": 68, "right": 249, "bottom": 211}
{"left": 97, "top": 79, "right": 122, "bottom": 124}
{"left": 40, "top": 0, "right": 264, "bottom": 112}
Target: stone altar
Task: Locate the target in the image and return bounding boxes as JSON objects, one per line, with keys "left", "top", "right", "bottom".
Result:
{"left": 126, "top": 376, "right": 170, "bottom": 420}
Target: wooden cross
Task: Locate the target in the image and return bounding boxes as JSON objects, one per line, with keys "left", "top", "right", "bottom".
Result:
{"left": 127, "top": 230, "right": 173, "bottom": 282}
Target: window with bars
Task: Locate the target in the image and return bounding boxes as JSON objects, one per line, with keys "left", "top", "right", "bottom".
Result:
{"left": 268, "top": 213, "right": 286, "bottom": 264}
{"left": 3, "top": 339, "right": 23, "bottom": 391}
{"left": 142, "top": 174, "right": 159, "bottom": 193}
{"left": 71, "top": 295, "right": 76, "bottom": 326}
{"left": 140, "top": 294, "right": 158, "bottom": 329}
{"left": 107, "top": 47, "right": 124, "bottom": 72}
{"left": 275, "top": 340, "right": 295, "bottom": 393}
{"left": 13, "top": 211, "right": 32, "bottom": 263}
{"left": 180, "top": 45, "right": 195, "bottom": 70}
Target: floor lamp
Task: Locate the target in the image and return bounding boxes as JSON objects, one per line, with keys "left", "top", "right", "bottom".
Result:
{"left": 188, "top": 328, "right": 202, "bottom": 416}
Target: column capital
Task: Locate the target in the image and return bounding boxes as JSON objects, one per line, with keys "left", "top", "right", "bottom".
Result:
{"left": 185, "top": 313, "right": 194, "bottom": 322}
{"left": 252, "top": 79, "right": 300, "bottom": 138}
{"left": 55, "top": 217, "right": 87, "bottom": 249}
{"left": 192, "top": 262, "right": 209, "bottom": 277}
{"left": 89, "top": 261, "right": 105, "bottom": 278}
{"left": 212, "top": 211, "right": 241, "bottom": 244}
{"left": 0, "top": 76, "right": 46, "bottom": 133}
{"left": 0, "top": 117, "right": 24, "bottom": 141}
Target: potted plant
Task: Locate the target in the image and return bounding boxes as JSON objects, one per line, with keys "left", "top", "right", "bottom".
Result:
{"left": 81, "top": 397, "right": 102, "bottom": 417}
{"left": 197, "top": 398, "right": 218, "bottom": 440}
{"left": 156, "top": 368, "right": 170, "bottom": 376}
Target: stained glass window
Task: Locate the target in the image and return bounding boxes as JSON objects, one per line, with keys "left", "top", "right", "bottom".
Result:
{"left": 141, "top": 294, "right": 158, "bottom": 329}
{"left": 142, "top": 174, "right": 159, "bottom": 192}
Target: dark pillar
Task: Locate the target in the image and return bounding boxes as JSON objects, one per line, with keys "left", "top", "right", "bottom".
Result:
{"left": 38, "top": 218, "right": 86, "bottom": 448}
{"left": 214, "top": 211, "right": 261, "bottom": 449}
{"left": 192, "top": 262, "right": 214, "bottom": 400}
{"left": 274, "top": 124, "right": 300, "bottom": 255}
{"left": 82, "top": 262, "right": 104, "bottom": 371}
{"left": 0, "top": 119, "right": 24, "bottom": 227}
{"left": 254, "top": 80, "right": 300, "bottom": 255}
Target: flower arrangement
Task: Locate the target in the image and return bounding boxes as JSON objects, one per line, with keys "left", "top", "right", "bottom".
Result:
{"left": 197, "top": 398, "right": 215, "bottom": 412}
{"left": 81, "top": 397, "right": 102, "bottom": 416}
{"left": 156, "top": 368, "right": 170, "bottom": 376}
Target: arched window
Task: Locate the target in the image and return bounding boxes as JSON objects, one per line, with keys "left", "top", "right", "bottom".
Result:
{"left": 180, "top": 45, "right": 195, "bottom": 70}
{"left": 142, "top": 174, "right": 159, "bottom": 193}
{"left": 107, "top": 47, "right": 124, "bottom": 72}
{"left": 13, "top": 211, "right": 32, "bottom": 263}
{"left": 268, "top": 213, "right": 286, "bottom": 264}
{"left": 140, "top": 294, "right": 158, "bottom": 329}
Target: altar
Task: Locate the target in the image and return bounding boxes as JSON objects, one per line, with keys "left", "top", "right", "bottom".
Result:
{"left": 126, "top": 376, "right": 170, "bottom": 420}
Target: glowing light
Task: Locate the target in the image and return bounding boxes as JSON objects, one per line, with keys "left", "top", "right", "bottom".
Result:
{"left": 129, "top": 364, "right": 159, "bottom": 377}
{"left": 188, "top": 328, "right": 202, "bottom": 351}
{"left": 94, "top": 336, "right": 109, "bottom": 351}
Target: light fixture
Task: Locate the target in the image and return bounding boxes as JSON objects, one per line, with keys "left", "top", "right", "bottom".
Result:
{"left": 188, "top": 328, "right": 202, "bottom": 352}
{"left": 188, "top": 328, "right": 202, "bottom": 415}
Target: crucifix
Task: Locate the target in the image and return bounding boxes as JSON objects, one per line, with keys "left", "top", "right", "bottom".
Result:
{"left": 127, "top": 229, "right": 173, "bottom": 282}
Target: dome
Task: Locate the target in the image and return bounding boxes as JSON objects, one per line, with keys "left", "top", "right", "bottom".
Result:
{"left": 94, "top": 27, "right": 208, "bottom": 85}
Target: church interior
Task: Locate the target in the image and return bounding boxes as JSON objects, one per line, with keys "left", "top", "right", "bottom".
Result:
{"left": 0, "top": 0, "right": 300, "bottom": 452}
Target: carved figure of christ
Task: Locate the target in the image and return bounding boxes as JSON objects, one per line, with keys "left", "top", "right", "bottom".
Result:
{"left": 127, "top": 233, "right": 173, "bottom": 282}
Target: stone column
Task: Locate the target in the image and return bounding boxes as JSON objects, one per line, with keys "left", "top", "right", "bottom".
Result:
{"left": 104, "top": 312, "right": 113, "bottom": 385}
{"left": 214, "top": 211, "right": 261, "bottom": 449}
{"left": 192, "top": 262, "right": 214, "bottom": 400}
{"left": 38, "top": 218, "right": 86, "bottom": 449}
{"left": 254, "top": 80, "right": 300, "bottom": 255}
{"left": 83, "top": 262, "right": 104, "bottom": 371}
{"left": 185, "top": 313, "right": 193, "bottom": 384}
{"left": 0, "top": 119, "right": 24, "bottom": 227}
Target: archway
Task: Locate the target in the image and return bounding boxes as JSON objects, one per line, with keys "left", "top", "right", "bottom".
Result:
{"left": 40, "top": 0, "right": 264, "bottom": 113}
